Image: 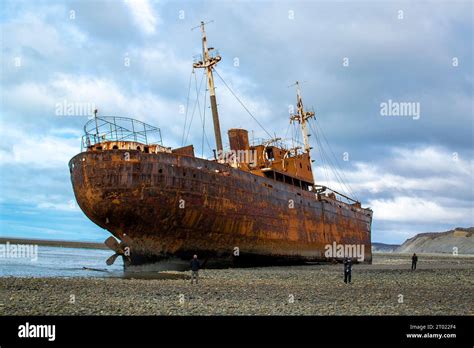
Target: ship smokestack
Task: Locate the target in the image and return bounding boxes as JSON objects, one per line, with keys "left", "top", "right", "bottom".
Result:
{"left": 228, "top": 128, "right": 249, "bottom": 152}
{"left": 228, "top": 129, "right": 250, "bottom": 169}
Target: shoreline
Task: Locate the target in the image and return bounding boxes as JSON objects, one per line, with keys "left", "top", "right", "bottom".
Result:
{"left": 1, "top": 236, "right": 473, "bottom": 256}
{"left": 0, "top": 237, "right": 107, "bottom": 250}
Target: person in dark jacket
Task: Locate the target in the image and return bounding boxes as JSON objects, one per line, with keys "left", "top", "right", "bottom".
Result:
{"left": 411, "top": 253, "right": 418, "bottom": 270}
{"left": 190, "top": 254, "right": 200, "bottom": 284}
{"left": 343, "top": 258, "right": 352, "bottom": 283}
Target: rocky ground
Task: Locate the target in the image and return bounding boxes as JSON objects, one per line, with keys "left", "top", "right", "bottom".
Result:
{"left": 1, "top": 253, "right": 473, "bottom": 315}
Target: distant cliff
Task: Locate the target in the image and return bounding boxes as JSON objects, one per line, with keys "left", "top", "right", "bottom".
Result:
{"left": 395, "top": 227, "right": 474, "bottom": 254}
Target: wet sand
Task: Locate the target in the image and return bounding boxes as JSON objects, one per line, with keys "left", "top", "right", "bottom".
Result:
{"left": 1, "top": 253, "right": 473, "bottom": 315}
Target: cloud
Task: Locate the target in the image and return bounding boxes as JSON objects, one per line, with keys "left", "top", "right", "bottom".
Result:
{"left": 0, "top": 127, "right": 79, "bottom": 169}
{"left": 390, "top": 146, "right": 471, "bottom": 177}
{"left": 124, "top": 0, "right": 159, "bottom": 35}
{"left": 0, "top": 0, "right": 472, "bottom": 244}
{"left": 313, "top": 144, "right": 473, "bottom": 242}
{"left": 37, "top": 199, "right": 79, "bottom": 212}
{"left": 314, "top": 145, "right": 472, "bottom": 197}
{"left": 369, "top": 196, "right": 471, "bottom": 223}
{"left": 1, "top": 12, "right": 64, "bottom": 59}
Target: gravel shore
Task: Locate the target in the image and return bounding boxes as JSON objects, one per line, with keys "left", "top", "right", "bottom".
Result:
{"left": 1, "top": 253, "right": 473, "bottom": 315}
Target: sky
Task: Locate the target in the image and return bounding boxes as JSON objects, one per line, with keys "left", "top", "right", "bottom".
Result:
{"left": 0, "top": 0, "right": 472, "bottom": 244}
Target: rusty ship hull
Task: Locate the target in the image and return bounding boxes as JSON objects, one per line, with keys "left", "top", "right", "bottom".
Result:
{"left": 69, "top": 23, "right": 373, "bottom": 269}
{"left": 69, "top": 149, "right": 372, "bottom": 268}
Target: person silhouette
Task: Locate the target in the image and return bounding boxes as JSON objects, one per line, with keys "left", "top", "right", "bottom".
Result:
{"left": 190, "top": 254, "right": 200, "bottom": 284}
{"left": 411, "top": 253, "right": 418, "bottom": 271}
{"left": 343, "top": 257, "right": 352, "bottom": 283}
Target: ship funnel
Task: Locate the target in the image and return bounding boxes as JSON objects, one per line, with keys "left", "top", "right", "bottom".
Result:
{"left": 227, "top": 129, "right": 251, "bottom": 169}
{"left": 228, "top": 128, "right": 249, "bottom": 152}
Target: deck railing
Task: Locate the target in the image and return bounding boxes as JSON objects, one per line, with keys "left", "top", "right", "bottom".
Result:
{"left": 81, "top": 116, "right": 163, "bottom": 151}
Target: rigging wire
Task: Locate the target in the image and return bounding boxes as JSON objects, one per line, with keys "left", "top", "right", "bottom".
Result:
{"left": 198, "top": 79, "right": 213, "bottom": 156}
{"left": 184, "top": 70, "right": 205, "bottom": 145}
{"left": 309, "top": 120, "right": 358, "bottom": 201}
{"left": 311, "top": 121, "right": 332, "bottom": 187}
{"left": 192, "top": 69, "right": 213, "bottom": 157}
{"left": 316, "top": 121, "right": 359, "bottom": 201}
{"left": 288, "top": 122, "right": 293, "bottom": 148}
{"left": 313, "top": 122, "right": 342, "bottom": 192}
{"left": 314, "top": 121, "right": 355, "bottom": 199}
{"left": 295, "top": 122, "right": 302, "bottom": 148}
{"left": 201, "top": 83, "right": 209, "bottom": 157}
{"left": 181, "top": 70, "right": 194, "bottom": 146}
{"left": 213, "top": 68, "right": 274, "bottom": 140}
{"left": 283, "top": 121, "right": 291, "bottom": 143}
{"left": 311, "top": 121, "right": 347, "bottom": 193}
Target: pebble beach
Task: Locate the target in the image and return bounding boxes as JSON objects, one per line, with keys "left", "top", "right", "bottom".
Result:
{"left": 1, "top": 253, "right": 473, "bottom": 316}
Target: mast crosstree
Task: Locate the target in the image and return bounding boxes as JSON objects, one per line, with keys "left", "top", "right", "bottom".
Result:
{"left": 290, "top": 81, "right": 315, "bottom": 154}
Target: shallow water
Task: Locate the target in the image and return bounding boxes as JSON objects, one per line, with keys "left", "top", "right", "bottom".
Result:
{"left": 0, "top": 245, "right": 124, "bottom": 278}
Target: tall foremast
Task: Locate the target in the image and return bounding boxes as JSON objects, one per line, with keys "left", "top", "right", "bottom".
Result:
{"left": 290, "top": 81, "right": 315, "bottom": 154}
{"left": 193, "top": 21, "right": 223, "bottom": 154}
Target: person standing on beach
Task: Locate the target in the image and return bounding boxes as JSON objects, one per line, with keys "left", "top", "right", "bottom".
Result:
{"left": 190, "top": 254, "right": 200, "bottom": 284}
{"left": 411, "top": 253, "right": 418, "bottom": 270}
{"left": 343, "top": 257, "right": 352, "bottom": 284}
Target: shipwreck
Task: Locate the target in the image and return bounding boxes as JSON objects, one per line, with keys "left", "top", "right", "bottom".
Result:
{"left": 69, "top": 22, "right": 373, "bottom": 269}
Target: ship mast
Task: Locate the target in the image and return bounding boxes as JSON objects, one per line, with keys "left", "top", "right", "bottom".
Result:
{"left": 290, "top": 81, "right": 314, "bottom": 153}
{"left": 193, "top": 21, "right": 223, "bottom": 154}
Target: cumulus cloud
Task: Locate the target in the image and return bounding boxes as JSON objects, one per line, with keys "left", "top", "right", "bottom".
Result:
{"left": 369, "top": 196, "right": 471, "bottom": 223}
{"left": 124, "top": 0, "right": 159, "bottom": 35}
{"left": 0, "top": 127, "right": 78, "bottom": 169}
{"left": 313, "top": 145, "right": 473, "bottom": 242}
